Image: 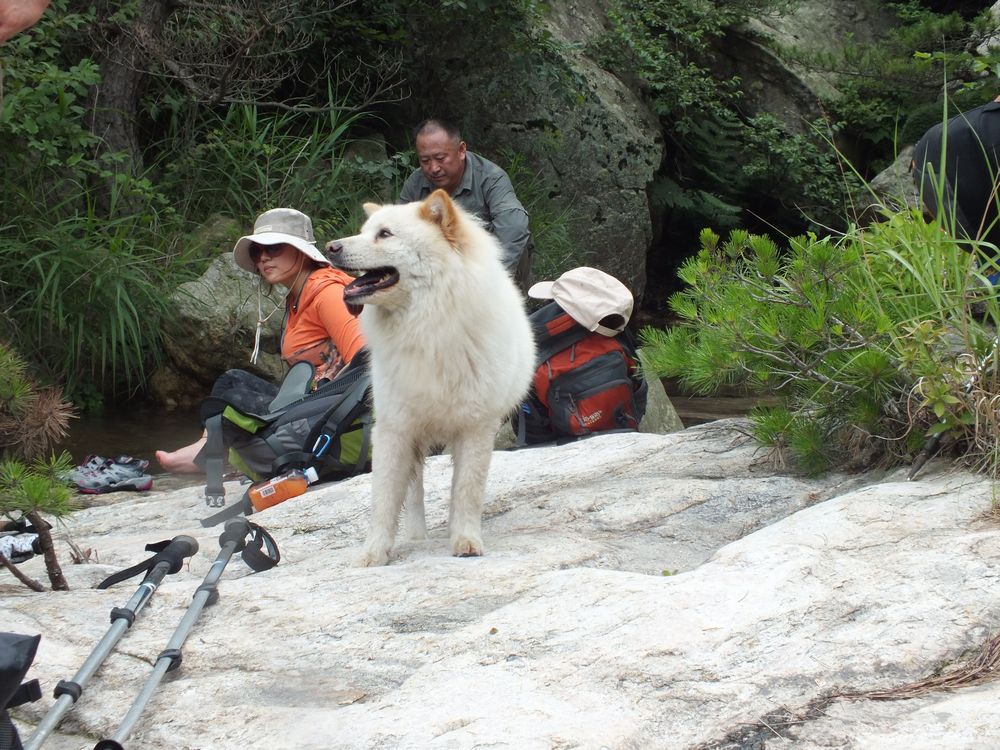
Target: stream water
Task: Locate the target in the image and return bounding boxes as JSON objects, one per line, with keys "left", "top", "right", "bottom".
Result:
{"left": 54, "top": 403, "right": 208, "bottom": 496}
{"left": 58, "top": 388, "right": 754, "bottom": 473}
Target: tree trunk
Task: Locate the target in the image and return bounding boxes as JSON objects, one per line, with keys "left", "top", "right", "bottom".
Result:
{"left": 87, "top": 0, "right": 173, "bottom": 208}
{"left": 27, "top": 510, "right": 68, "bottom": 591}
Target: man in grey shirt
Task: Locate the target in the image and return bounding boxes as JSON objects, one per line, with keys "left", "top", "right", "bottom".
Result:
{"left": 399, "top": 118, "right": 532, "bottom": 290}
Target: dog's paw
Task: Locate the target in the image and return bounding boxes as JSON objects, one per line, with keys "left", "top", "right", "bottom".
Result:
{"left": 356, "top": 544, "right": 392, "bottom": 567}
{"left": 451, "top": 537, "right": 483, "bottom": 558}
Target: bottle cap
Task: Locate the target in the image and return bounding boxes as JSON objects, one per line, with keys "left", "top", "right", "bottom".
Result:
{"left": 304, "top": 466, "right": 319, "bottom": 484}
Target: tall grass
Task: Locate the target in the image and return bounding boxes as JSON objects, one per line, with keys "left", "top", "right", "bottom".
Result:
{"left": 157, "top": 103, "right": 373, "bottom": 237}
{"left": 0, "top": 191, "right": 181, "bottom": 404}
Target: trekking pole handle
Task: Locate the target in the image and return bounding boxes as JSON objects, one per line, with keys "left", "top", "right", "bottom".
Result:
{"left": 218, "top": 518, "right": 250, "bottom": 551}
{"left": 146, "top": 534, "right": 198, "bottom": 573}
{"left": 159, "top": 535, "right": 199, "bottom": 574}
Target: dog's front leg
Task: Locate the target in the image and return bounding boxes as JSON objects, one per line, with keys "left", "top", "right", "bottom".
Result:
{"left": 402, "top": 461, "right": 427, "bottom": 541}
{"left": 358, "top": 427, "right": 420, "bottom": 567}
{"left": 448, "top": 427, "right": 495, "bottom": 557}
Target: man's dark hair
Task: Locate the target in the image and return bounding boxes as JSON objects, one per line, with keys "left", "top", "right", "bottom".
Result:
{"left": 415, "top": 118, "right": 462, "bottom": 143}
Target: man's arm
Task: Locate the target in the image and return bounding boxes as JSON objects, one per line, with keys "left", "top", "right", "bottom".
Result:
{"left": 482, "top": 172, "right": 530, "bottom": 271}
{"left": 0, "top": 0, "right": 50, "bottom": 43}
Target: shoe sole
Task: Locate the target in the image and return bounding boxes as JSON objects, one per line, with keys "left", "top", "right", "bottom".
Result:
{"left": 77, "top": 475, "right": 154, "bottom": 494}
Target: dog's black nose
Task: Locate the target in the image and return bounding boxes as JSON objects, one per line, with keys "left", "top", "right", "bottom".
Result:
{"left": 326, "top": 240, "right": 343, "bottom": 256}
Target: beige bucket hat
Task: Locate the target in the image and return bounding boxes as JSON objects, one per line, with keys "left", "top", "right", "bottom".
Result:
{"left": 528, "top": 266, "right": 634, "bottom": 337}
{"left": 232, "top": 208, "right": 331, "bottom": 273}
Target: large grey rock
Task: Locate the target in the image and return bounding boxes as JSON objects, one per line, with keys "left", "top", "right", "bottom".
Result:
{"left": 6, "top": 422, "right": 1000, "bottom": 748}
{"left": 726, "top": 1, "right": 898, "bottom": 132}
{"left": 869, "top": 144, "right": 921, "bottom": 213}
{"left": 638, "top": 371, "right": 685, "bottom": 435}
{"left": 405, "top": 0, "right": 663, "bottom": 300}
{"left": 151, "top": 254, "right": 286, "bottom": 408}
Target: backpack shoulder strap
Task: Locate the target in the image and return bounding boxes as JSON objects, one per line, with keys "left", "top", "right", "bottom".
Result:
{"left": 268, "top": 360, "right": 315, "bottom": 412}
{"left": 200, "top": 412, "right": 227, "bottom": 508}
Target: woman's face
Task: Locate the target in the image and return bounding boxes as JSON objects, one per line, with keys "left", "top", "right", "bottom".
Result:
{"left": 251, "top": 242, "right": 303, "bottom": 287}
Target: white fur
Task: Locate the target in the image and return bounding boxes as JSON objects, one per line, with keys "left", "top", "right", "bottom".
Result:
{"left": 327, "top": 191, "right": 535, "bottom": 566}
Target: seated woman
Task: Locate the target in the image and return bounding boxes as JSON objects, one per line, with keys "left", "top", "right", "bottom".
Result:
{"left": 156, "top": 207, "right": 365, "bottom": 473}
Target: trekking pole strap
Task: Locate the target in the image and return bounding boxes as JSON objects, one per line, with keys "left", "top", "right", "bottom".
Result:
{"left": 240, "top": 521, "right": 280, "bottom": 572}
{"left": 96, "top": 536, "right": 199, "bottom": 590}
{"left": 203, "top": 516, "right": 279, "bottom": 571}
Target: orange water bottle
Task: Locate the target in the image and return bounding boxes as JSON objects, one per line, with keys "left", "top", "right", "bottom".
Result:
{"left": 248, "top": 466, "right": 319, "bottom": 511}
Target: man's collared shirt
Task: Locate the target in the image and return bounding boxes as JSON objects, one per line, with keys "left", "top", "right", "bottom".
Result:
{"left": 400, "top": 150, "right": 530, "bottom": 271}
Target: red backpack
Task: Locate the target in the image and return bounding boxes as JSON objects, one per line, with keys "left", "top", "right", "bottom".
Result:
{"left": 516, "top": 302, "right": 647, "bottom": 444}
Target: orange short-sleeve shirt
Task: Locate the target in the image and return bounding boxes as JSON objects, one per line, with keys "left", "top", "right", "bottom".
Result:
{"left": 281, "top": 267, "right": 365, "bottom": 381}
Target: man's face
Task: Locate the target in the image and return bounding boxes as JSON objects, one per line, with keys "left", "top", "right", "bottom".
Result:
{"left": 415, "top": 129, "right": 467, "bottom": 194}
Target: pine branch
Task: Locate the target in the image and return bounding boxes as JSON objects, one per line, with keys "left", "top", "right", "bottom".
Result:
{"left": 0, "top": 552, "right": 45, "bottom": 592}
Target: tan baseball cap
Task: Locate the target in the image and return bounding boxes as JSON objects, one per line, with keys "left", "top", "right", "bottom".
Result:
{"left": 232, "top": 208, "right": 331, "bottom": 273}
{"left": 528, "top": 266, "right": 633, "bottom": 337}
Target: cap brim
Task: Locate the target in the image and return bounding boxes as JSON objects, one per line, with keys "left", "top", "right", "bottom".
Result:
{"left": 527, "top": 280, "right": 556, "bottom": 299}
{"left": 233, "top": 232, "right": 330, "bottom": 273}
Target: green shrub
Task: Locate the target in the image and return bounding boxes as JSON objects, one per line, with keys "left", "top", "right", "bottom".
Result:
{"left": 641, "top": 211, "right": 1000, "bottom": 475}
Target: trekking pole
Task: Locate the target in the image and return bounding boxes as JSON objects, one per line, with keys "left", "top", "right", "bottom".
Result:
{"left": 94, "top": 519, "right": 279, "bottom": 750}
{"left": 24, "top": 535, "right": 199, "bottom": 750}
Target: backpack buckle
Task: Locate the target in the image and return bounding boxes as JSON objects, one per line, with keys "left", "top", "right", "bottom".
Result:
{"left": 205, "top": 493, "right": 225, "bottom": 508}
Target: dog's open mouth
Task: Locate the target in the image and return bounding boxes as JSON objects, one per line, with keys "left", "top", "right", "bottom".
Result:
{"left": 343, "top": 267, "right": 399, "bottom": 304}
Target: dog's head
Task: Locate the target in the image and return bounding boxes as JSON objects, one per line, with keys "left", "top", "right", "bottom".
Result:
{"left": 326, "top": 190, "right": 476, "bottom": 312}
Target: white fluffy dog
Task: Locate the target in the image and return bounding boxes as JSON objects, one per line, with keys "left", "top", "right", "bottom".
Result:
{"left": 326, "top": 190, "right": 535, "bottom": 566}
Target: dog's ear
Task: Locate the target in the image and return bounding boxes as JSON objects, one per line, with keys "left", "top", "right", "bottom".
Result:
{"left": 419, "top": 189, "right": 462, "bottom": 249}
{"left": 362, "top": 202, "right": 381, "bottom": 217}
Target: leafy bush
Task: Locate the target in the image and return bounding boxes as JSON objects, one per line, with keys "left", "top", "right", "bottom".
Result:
{"left": 641, "top": 211, "right": 1000, "bottom": 475}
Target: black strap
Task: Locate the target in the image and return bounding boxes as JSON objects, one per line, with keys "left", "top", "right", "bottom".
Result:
{"left": 96, "top": 539, "right": 172, "bottom": 589}
{"left": 95, "top": 538, "right": 193, "bottom": 590}
{"left": 7, "top": 679, "right": 40, "bottom": 709}
{"left": 302, "top": 374, "right": 371, "bottom": 464}
{"left": 515, "top": 404, "right": 528, "bottom": 448}
{"left": 240, "top": 522, "right": 281, "bottom": 572}
{"left": 200, "top": 488, "right": 254, "bottom": 528}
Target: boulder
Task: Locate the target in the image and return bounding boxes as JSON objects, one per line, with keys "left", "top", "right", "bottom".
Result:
{"left": 6, "top": 422, "right": 1000, "bottom": 748}
{"left": 404, "top": 0, "right": 664, "bottom": 300}
{"left": 869, "top": 144, "right": 921, "bottom": 214}
{"left": 725, "top": 0, "right": 898, "bottom": 132}
{"left": 150, "top": 254, "right": 286, "bottom": 408}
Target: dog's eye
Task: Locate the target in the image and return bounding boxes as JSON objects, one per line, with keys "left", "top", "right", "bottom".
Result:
{"left": 376, "top": 228, "right": 392, "bottom": 239}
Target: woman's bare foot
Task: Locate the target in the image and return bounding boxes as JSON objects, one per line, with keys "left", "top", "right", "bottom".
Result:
{"left": 155, "top": 436, "right": 207, "bottom": 474}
